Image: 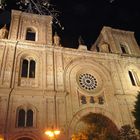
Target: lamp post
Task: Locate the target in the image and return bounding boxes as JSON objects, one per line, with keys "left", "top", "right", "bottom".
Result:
{"left": 45, "top": 128, "right": 60, "bottom": 140}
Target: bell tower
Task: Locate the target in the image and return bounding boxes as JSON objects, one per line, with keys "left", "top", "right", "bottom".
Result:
{"left": 8, "top": 10, "right": 53, "bottom": 45}
{"left": 91, "top": 26, "right": 140, "bottom": 56}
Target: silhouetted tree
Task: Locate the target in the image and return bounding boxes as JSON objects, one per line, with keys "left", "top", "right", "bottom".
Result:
{"left": 133, "top": 92, "right": 140, "bottom": 133}
{"left": 118, "top": 125, "right": 138, "bottom": 140}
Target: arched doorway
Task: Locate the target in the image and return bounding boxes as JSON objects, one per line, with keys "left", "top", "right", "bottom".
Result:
{"left": 72, "top": 113, "right": 119, "bottom": 140}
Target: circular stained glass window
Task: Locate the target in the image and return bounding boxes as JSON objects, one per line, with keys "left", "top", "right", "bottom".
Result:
{"left": 78, "top": 73, "right": 97, "bottom": 91}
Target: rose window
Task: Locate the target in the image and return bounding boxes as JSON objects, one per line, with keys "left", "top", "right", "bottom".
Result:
{"left": 78, "top": 73, "right": 97, "bottom": 91}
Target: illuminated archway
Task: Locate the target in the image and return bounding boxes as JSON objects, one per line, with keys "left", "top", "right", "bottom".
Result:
{"left": 73, "top": 113, "right": 119, "bottom": 140}
{"left": 69, "top": 107, "right": 120, "bottom": 140}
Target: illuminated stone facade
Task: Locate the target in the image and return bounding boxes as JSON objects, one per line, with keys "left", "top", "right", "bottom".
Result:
{"left": 0, "top": 10, "right": 140, "bottom": 140}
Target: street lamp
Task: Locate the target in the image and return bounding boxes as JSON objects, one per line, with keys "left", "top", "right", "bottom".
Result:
{"left": 45, "top": 128, "right": 60, "bottom": 140}
{"left": 0, "top": 135, "right": 4, "bottom": 140}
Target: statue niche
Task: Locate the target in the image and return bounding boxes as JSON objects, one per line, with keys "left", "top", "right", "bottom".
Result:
{"left": 0, "top": 25, "right": 8, "bottom": 39}
{"left": 98, "top": 42, "right": 111, "bottom": 53}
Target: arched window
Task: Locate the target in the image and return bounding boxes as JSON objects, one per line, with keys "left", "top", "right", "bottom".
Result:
{"left": 128, "top": 71, "right": 136, "bottom": 86}
{"left": 29, "top": 60, "right": 36, "bottom": 78}
{"left": 26, "top": 28, "right": 36, "bottom": 41}
{"left": 108, "top": 45, "right": 111, "bottom": 53}
{"left": 21, "top": 59, "right": 36, "bottom": 78}
{"left": 128, "top": 70, "right": 140, "bottom": 86}
{"left": 120, "top": 43, "right": 129, "bottom": 54}
{"left": 18, "top": 109, "right": 25, "bottom": 127}
{"left": 26, "top": 109, "right": 33, "bottom": 127}
{"left": 21, "top": 59, "right": 28, "bottom": 77}
{"left": 17, "top": 108, "right": 34, "bottom": 127}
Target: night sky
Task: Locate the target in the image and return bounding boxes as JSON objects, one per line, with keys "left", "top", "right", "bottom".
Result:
{"left": 0, "top": 0, "right": 140, "bottom": 49}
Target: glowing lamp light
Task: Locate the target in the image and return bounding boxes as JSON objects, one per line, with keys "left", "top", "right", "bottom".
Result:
{"left": 54, "top": 130, "right": 60, "bottom": 135}
{"left": 0, "top": 135, "right": 4, "bottom": 140}
{"left": 45, "top": 131, "right": 54, "bottom": 137}
{"left": 45, "top": 129, "right": 60, "bottom": 139}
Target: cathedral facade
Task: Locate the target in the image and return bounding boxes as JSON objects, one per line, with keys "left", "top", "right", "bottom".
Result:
{"left": 0, "top": 10, "right": 140, "bottom": 140}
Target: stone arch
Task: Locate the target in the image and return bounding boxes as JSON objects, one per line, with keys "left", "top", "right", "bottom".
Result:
{"left": 68, "top": 107, "right": 120, "bottom": 139}
{"left": 16, "top": 103, "right": 38, "bottom": 115}
{"left": 16, "top": 50, "right": 41, "bottom": 65}
{"left": 65, "top": 57, "right": 110, "bottom": 73}
{"left": 64, "top": 57, "right": 112, "bottom": 94}
{"left": 10, "top": 132, "right": 41, "bottom": 140}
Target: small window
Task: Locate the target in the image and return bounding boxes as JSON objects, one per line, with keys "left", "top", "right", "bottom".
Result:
{"left": 21, "top": 59, "right": 28, "bottom": 77}
{"left": 121, "top": 46, "right": 126, "bottom": 53}
{"left": 18, "top": 109, "right": 25, "bottom": 127}
{"left": 26, "top": 110, "right": 33, "bottom": 127}
{"left": 21, "top": 59, "right": 36, "bottom": 78}
{"left": 29, "top": 60, "right": 36, "bottom": 78}
{"left": 120, "top": 43, "right": 128, "bottom": 54}
{"left": 26, "top": 28, "right": 36, "bottom": 41}
{"left": 128, "top": 71, "right": 136, "bottom": 86}
{"left": 108, "top": 46, "right": 111, "bottom": 53}
{"left": 128, "top": 70, "right": 140, "bottom": 86}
